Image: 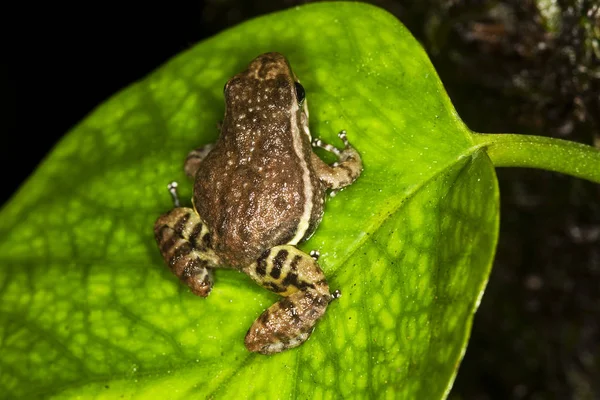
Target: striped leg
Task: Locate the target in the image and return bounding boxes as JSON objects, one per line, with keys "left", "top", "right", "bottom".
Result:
{"left": 243, "top": 245, "right": 332, "bottom": 355}
{"left": 154, "top": 207, "right": 221, "bottom": 297}
{"left": 311, "top": 130, "right": 363, "bottom": 190}
{"left": 184, "top": 144, "right": 215, "bottom": 180}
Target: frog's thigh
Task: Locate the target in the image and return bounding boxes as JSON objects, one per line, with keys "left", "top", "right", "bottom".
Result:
{"left": 312, "top": 132, "right": 362, "bottom": 190}
{"left": 184, "top": 144, "right": 216, "bottom": 179}
{"left": 243, "top": 245, "right": 331, "bottom": 355}
{"left": 154, "top": 207, "right": 220, "bottom": 297}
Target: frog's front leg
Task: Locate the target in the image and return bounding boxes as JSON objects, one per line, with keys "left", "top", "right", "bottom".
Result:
{"left": 243, "top": 246, "right": 332, "bottom": 355}
{"left": 154, "top": 207, "right": 221, "bottom": 297}
{"left": 184, "top": 144, "right": 216, "bottom": 180}
{"left": 312, "top": 130, "right": 363, "bottom": 190}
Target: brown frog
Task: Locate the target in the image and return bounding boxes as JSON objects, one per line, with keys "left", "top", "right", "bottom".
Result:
{"left": 154, "top": 52, "right": 362, "bottom": 354}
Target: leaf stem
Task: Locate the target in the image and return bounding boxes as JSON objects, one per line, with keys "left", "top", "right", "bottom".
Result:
{"left": 472, "top": 133, "right": 600, "bottom": 183}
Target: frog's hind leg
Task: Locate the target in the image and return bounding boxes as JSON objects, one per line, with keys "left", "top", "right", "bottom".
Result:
{"left": 312, "top": 130, "right": 363, "bottom": 190}
{"left": 184, "top": 143, "right": 216, "bottom": 179}
{"left": 243, "top": 246, "right": 333, "bottom": 355}
{"left": 154, "top": 207, "right": 221, "bottom": 297}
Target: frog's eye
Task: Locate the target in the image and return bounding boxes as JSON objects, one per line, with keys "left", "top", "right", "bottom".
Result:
{"left": 294, "top": 82, "right": 305, "bottom": 105}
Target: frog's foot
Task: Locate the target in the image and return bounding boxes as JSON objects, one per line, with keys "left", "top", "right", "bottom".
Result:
{"left": 311, "top": 130, "right": 363, "bottom": 190}
{"left": 243, "top": 245, "right": 331, "bottom": 355}
{"left": 184, "top": 143, "right": 216, "bottom": 180}
{"left": 154, "top": 207, "right": 220, "bottom": 297}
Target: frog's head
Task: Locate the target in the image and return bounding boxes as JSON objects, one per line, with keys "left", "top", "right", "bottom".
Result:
{"left": 223, "top": 52, "right": 309, "bottom": 139}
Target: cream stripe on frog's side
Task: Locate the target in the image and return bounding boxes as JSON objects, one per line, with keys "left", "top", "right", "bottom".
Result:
{"left": 287, "top": 99, "right": 313, "bottom": 245}
{"left": 301, "top": 99, "right": 311, "bottom": 142}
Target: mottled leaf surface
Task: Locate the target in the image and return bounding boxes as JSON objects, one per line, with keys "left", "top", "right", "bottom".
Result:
{"left": 0, "top": 3, "right": 498, "bottom": 399}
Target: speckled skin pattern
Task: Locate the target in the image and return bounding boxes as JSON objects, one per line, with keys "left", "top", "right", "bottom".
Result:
{"left": 194, "top": 53, "right": 325, "bottom": 268}
{"left": 154, "top": 52, "right": 362, "bottom": 354}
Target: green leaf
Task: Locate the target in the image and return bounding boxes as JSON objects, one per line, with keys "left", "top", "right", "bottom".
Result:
{"left": 0, "top": 2, "right": 498, "bottom": 399}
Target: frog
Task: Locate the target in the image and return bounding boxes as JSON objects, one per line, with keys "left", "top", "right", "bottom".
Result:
{"left": 154, "top": 52, "right": 363, "bottom": 355}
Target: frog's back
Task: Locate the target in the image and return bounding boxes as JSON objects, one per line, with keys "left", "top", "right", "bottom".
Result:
{"left": 193, "top": 133, "right": 323, "bottom": 267}
{"left": 193, "top": 52, "right": 326, "bottom": 267}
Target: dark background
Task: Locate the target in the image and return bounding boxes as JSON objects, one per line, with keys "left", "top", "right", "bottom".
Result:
{"left": 3, "top": 4, "right": 209, "bottom": 204}
{"left": 4, "top": 1, "right": 599, "bottom": 399}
